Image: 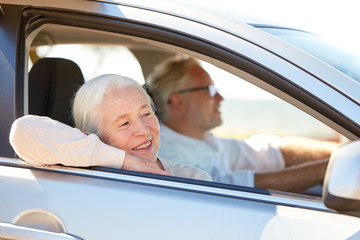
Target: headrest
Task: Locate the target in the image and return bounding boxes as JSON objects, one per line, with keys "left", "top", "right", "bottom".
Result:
{"left": 29, "top": 58, "right": 84, "bottom": 126}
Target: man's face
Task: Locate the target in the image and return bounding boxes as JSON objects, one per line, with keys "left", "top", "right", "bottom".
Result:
{"left": 98, "top": 86, "right": 160, "bottom": 162}
{"left": 181, "top": 66, "right": 224, "bottom": 132}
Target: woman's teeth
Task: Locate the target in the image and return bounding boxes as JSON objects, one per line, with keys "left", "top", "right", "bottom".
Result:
{"left": 133, "top": 141, "right": 151, "bottom": 150}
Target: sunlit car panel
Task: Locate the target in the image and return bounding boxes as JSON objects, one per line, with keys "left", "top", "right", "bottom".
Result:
{"left": 2, "top": 158, "right": 360, "bottom": 239}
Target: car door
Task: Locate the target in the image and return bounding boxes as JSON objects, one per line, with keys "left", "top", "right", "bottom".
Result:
{"left": 2, "top": 160, "right": 360, "bottom": 240}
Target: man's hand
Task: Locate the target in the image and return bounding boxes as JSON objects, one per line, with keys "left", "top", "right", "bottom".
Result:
{"left": 122, "top": 153, "right": 172, "bottom": 176}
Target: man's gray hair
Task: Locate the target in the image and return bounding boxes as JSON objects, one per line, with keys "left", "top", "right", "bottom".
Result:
{"left": 146, "top": 55, "right": 201, "bottom": 121}
{"left": 72, "top": 74, "right": 151, "bottom": 135}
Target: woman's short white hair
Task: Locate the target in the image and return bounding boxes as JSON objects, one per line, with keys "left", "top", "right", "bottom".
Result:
{"left": 72, "top": 74, "right": 151, "bottom": 135}
{"left": 146, "top": 55, "right": 201, "bottom": 121}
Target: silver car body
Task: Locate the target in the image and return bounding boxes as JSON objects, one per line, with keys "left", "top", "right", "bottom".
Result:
{"left": 1, "top": 0, "right": 360, "bottom": 239}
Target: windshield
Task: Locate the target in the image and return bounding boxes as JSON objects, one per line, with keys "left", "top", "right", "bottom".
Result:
{"left": 258, "top": 27, "right": 360, "bottom": 83}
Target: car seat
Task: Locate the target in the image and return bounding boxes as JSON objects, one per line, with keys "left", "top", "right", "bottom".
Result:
{"left": 28, "top": 58, "right": 85, "bottom": 127}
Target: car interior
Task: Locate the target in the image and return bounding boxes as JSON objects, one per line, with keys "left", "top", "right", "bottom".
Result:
{"left": 29, "top": 57, "right": 84, "bottom": 126}
{"left": 25, "top": 22, "right": 346, "bottom": 197}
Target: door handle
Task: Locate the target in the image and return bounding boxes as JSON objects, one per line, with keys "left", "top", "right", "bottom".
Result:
{"left": 0, "top": 222, "right": 83, "bottom": 240}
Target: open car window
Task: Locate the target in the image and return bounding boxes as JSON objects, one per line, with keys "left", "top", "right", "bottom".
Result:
{"left": 29, "top": 25, "right": 345, "bottom": 143}
{"left": 25, "top": 19, "right": 348, "bottom": 197}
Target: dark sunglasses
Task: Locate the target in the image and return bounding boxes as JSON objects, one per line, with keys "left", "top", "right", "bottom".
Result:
{"left": 177, "top": 84, "right": 218, "bottom": 98}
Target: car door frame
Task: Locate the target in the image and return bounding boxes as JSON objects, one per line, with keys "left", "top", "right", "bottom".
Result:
{"left": 12, "top": 2, "right": 360, "bottom": 206}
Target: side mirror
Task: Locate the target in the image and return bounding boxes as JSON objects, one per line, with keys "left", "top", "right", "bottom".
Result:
{"left": 323, "top": 140, "right": 360, "bottom": 216}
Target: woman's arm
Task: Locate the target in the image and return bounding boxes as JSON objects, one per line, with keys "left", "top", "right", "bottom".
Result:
{"left": 9, "top": 115, "right": 171, "bottom": 175}
{"left": 9, "top": 115, "right": 125, "bottom": 168}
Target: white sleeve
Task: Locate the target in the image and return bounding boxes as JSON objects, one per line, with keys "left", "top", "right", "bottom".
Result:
{"left": 221, "top": 135, "right": 285, "bottom": 173}
{"left": 9, "top": 115, "right": 124, "bottom": 169}
{"left": 244, "top": 134, "right": 285, "bottom": 172}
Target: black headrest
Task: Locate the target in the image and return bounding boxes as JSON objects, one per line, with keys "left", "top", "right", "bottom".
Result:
{"left": 29, "top": 58, "right": 84, "bottom": 126}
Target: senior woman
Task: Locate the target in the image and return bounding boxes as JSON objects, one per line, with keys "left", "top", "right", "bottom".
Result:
{"left": 10, "top": 74, "right": 211, "bottom": 180}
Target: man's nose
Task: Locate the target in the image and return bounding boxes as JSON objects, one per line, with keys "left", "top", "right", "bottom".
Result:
{"left": 215, "top": 92, "right": 224, "bottom": 101}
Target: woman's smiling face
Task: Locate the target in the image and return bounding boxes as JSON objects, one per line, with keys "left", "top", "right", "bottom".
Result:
{"left": 98, "top": 85, "right": 160, "bottom": 163}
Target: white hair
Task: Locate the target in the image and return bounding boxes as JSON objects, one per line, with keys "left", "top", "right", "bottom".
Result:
{"left": 72, "top": 74, "right": 152, "bottom": 135}
{"left": 146, "top": 55, "right": 201, "bottom": 121}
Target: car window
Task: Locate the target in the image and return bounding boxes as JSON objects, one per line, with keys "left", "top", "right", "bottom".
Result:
{"left": 258, "top": 27, "right": 360, "bottom": 84}
{"left": 25, "top": 21, "right": 347, "bottom": 197}
{"left": 31, "top": 40, "right": 344, "bottom": 143}
{"left": 31, "top": 40, "right": 345, "bottom": 146}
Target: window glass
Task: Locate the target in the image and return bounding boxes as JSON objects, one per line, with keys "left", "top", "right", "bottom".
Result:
{"left": 201, "top": 61, "right": 342, "bottom": 142}
{"left": 260, "top": 27, "right": 360, "bottom": 84}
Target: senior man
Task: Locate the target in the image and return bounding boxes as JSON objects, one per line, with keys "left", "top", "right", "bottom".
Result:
{"left": 146, "top": 55, "right": 339, "bottom": 192}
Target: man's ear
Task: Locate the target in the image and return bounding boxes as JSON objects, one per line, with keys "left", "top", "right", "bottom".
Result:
{"left": 168, "top": 93, "right": 184, "bottom": 110}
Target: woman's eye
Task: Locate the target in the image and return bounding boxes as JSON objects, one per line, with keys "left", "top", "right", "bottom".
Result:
{"left": 143, "top": 112, "right": 152, "bottom": 118}
{"left": 120, "top": 122, "right": 129, "bottom": 127}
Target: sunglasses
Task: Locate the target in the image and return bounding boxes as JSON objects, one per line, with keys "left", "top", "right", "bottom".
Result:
{"left": 177, "top": 84, "right": 218, "bottom": 98}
